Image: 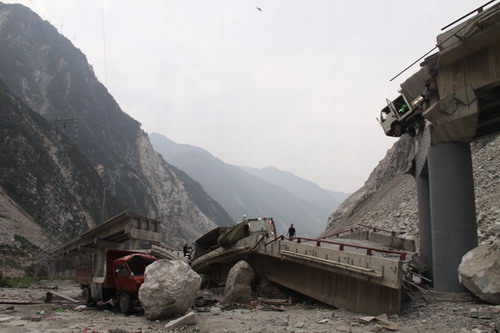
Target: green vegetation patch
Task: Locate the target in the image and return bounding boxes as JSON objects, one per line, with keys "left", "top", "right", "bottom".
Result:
{"left": 0, "top": 275, "right": 41, "bottom": 288}
{"left": 14, "top": 234, "right": 39, "bottom": 250}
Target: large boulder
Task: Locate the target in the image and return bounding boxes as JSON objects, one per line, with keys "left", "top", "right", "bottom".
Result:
{"left": 458, "top": 243, "right": 500, "bottom": 304}
{"left": 139, "top": 259, "right": 202, "bottom": 320}
{"left": 224, "top": 260, "right": 254, "bottom": 304}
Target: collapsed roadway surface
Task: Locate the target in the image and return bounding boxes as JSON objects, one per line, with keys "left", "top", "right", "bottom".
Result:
{"left": 191, "top": 217, "right": 420, "bottom": 315}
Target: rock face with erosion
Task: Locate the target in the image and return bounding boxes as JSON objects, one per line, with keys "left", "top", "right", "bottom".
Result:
{"left": 0, "top": 3, "right": 232, "bottom": 251}
{"left": 458, "top": 243, "right": 500, "bottom": 304}
{"left": 139, "top": 260, "right": 202, "bottom": 320}
{"left": 224, "top": 260, "right": 254, "bottom": 304}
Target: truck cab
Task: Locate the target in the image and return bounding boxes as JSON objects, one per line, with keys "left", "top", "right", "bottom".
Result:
{"left": 379, "top": 93, "right": 425, "bottom": 137}
{"left": 247, "top": 217, "right": 276, "bottom": 237}
{"left": 112, "top": 253, "right": 156, "bottom": 292}
{"left": 75, "top": 249, "right": 157, "bottom": 313}
{"left": 193, "top": 217, "right": 277, "bottom": 259}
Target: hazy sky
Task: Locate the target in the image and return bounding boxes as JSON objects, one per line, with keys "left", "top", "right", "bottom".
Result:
{"left": 4, "top": 0, "right": 489, "bottom": 192}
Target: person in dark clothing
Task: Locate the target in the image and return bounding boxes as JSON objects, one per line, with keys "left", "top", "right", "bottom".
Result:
{"left": 287, "top": 224, "right": 296, "bottom": 240}
{"left": 183, "top": 243, "right": 189, "bottom": 257}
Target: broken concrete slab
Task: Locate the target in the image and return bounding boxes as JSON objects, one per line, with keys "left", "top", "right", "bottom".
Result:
{"left": 44, "top": 291, "right": 79, "bottom": 304}
{"left": 0, "top": 296, "right": 43, "bottom": 304}
{"left": 164, "top": 312, "right": 196, "bottom": 331}
{"left": 258, "top": 298, "right": 291, "bottom": 305}
{"left": 358, "top": 314, "right": 399, "bottom": 331}
{"left": 0, "top": 316, "right": 16, "bottom": 323}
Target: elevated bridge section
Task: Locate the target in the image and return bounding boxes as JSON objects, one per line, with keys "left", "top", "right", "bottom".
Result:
{"left": 61, "top": 210, "right": 161, "bottom": 253}
{"left": 379, "top": 2, "right": 500, "bottom": 293}
{"left": 56, "top": 210, "right": 178, "bottom": 276}
{"left": 192, "top": 226, "right": 415, "bottom": 315}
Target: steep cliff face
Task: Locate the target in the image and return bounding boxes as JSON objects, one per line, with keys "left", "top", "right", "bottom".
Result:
{"left": 325, "top": 133, "right": 500, "bottom": 247}
{"left": 0, "top": 3, "right": 227, "bottom": 247}
{"left": 134, "top": 133, "right": 230, "bottom": 244}
{"left": 0, "top": 79, "right": 109, "bottom": 239}
{"left": 0, "top": 78, "right": 115, "bottom": 276}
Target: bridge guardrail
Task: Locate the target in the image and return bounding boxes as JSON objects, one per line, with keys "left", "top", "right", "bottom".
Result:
{"left": 265, "top": 235, "right": 407, "bottom": 261}
{"left": 193, "top": 232, "right": 406, "bottom": 290}
{"left": 257, "top": 235, "right": 405, "bottom": 289}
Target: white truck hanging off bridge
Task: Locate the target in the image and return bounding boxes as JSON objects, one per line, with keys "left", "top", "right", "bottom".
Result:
{"left": 379, "top": 92, "right": 426, "bottom": 137}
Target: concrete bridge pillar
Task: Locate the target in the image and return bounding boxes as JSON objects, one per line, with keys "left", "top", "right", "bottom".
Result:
{"left": 416, "top": 174, "right": 433, "bottom": 281}
{"left": 428, "top": 142, "right": 478, "bottom": 292}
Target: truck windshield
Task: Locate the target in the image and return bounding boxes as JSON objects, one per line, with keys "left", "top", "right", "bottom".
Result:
{"left": 127, "top": 256, "right": 156, "bottom": 276}
{"left": 247, "top": 218, "right": 275, "bottom": 236}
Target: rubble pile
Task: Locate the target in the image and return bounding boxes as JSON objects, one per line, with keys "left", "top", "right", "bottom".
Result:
{"left": 471, "top": 135, "right": 500, "bottom": 247}
{"left": 1, "top": 278, "right": 499, "bottom": 332}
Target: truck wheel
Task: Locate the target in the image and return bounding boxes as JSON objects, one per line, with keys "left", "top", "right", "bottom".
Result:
{"left": 82, "top": 286, "right": 94, "bottom": 307}
{"left": 119, "top": 292, "right": 133, "bottom": 314}
{"left": 408, "top": 126, "right": 416, "bottom": 137}
{"left": 392, "top": 123, "right": 403, "bottom": 137}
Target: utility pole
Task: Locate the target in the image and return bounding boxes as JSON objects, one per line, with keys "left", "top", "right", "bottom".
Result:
{"left": 101, "top": 167, "right": 120, "bottom": 222}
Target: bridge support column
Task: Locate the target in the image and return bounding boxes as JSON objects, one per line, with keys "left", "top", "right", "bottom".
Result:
{"left": 416, "top": 174, "right": 433, "bottom": 281}
{"left": 428, "top": 142, "right": 477, "bottom": 292}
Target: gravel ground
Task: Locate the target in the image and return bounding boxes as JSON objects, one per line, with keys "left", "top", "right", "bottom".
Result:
{"left": 0, "top": 280, "right": 499, "bottom": 333}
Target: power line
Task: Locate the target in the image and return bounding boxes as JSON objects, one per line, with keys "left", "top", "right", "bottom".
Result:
{"left": 390, "top": 1, "right": 498, "bottom": 82}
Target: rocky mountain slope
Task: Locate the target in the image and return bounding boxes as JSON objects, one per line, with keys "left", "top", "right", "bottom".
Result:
{"left": 0, "top": 78, "right": 119, "bottom": 241}
{"left": 325, "top": 133, "right": 500, "bottom": 247}
{"left": 149, "top": 133, "right": 331, "bottom": 237}
{"left": 0, "top": 3, "right": 232, "bottom": 249}
{"left": 0, "top": 187, "right": 47, "bottom": 277}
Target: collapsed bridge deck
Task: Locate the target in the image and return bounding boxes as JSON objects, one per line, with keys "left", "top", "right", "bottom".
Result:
{"left": 191, "top": 225, "right": 416, "bottom": 315}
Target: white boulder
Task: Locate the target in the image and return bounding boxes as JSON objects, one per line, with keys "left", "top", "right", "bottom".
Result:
{"left": 224, "top": 260, "right": 254, "bottom": 304}
{"left": 139, "top": 259, "right": 202, "bottom": 320}
{"left": 458, "top": 243, "right": 500, "bottom": 304}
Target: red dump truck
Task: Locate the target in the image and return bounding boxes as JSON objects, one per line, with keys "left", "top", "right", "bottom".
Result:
{"left": 75, "top": 249, "right": 157, "bottom": 313}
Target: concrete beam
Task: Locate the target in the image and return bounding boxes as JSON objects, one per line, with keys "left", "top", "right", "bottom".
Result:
{"left": 423, "top": 86, "right": 479, "bottom": 145}
{"left": 93, "top": 239, "right": 122, "bottom": 249}
{"left": 437, "top": 8, "right": 500, "bottom": 66}
{"left": 251, "top": 254, "right": 402, "bottom": 315}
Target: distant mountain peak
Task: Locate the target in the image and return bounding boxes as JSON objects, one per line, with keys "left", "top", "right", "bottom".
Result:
{"left": 150, "top": 132, "right": 350, "bottom": 237}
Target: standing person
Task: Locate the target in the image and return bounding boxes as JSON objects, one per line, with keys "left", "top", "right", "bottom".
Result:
{"left": 287, "top": 224, "right": 296, "bottom": 240}
{"left": 183, "top": 243, "right": 189, "bottom": 257}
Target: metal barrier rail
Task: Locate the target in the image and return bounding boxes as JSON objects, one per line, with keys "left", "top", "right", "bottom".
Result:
{"left": 264, "top": 235, "right": 286, "bottom": 246}
{"left": 357, "top": 223, "right": 396, "bottom": 236}
{"left": 245, "top": 233, "right": 269, "bottom": 260}
{"left": 320, "top": 228, "right": 355, "bottom": 239}
{"left": 321, "top": 224, "right": 396, "bottom": 239}
{"left": 264, "top": 235, "right": 407, "bottom": 261}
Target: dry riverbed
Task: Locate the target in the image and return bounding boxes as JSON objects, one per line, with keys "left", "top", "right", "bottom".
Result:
{"left": 0, "top": 280, "right": 499, "bottom": 333}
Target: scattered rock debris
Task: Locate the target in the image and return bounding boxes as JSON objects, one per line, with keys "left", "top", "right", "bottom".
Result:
{"left": 1, "top": 280, "right": 500, "bottom": 333}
